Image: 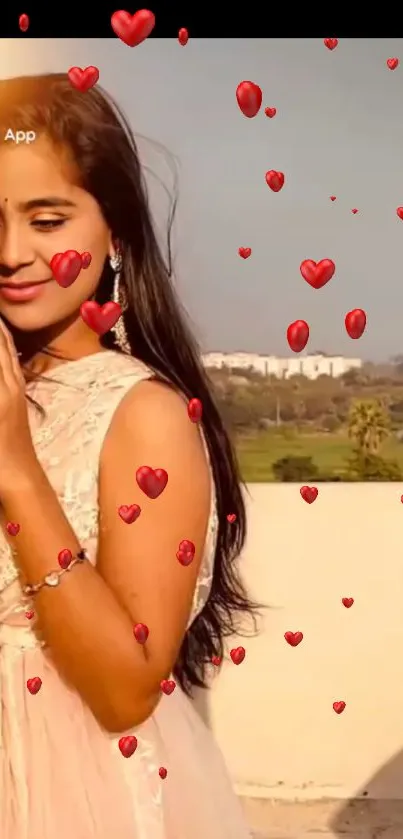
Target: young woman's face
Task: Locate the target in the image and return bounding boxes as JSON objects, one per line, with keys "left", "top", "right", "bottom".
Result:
{"left": 0, "top": 135, "right": 113, "bottom": 332}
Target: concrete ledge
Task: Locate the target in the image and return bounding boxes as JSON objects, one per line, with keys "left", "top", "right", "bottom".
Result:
{"left": 243, "top": 796, "right": 403, "bottom": 838}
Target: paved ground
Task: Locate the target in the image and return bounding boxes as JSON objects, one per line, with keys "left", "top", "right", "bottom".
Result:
{"left": 244, "top": 797, "right": 403, "bottom": 838}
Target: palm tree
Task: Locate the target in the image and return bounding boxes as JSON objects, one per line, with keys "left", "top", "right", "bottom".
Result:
{"left": 348, "top": 399, "right": 390, "bottom": 455}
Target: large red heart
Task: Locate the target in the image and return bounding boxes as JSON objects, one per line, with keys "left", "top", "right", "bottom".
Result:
{"left": 236, "top": 81, "right": 262, "bottom": 118}
{"left": 176, "top": 539, "right": 195, "bottom": 566}
{"left": 345, "top": 309, "right": 366, "bottom": 340}
{"left": 118, "top": 504, "right": 141, "bottom": 524}
{"left": 287, "top": 320, "right": 309, "bottom": 353}
{"left": 111, "top": 9, "right": 155, "bottom": 47}
{"left": 118, "top": 735, "right": 137, "bottom": 758}
{"left": 136, "top": 466, "right": 168, "bottom": 499}
{"left": 80, "top": 301, "right": 122, "bottom": 335}
{"left": 160, "top": 679, "right": 176, "bottom": 695}
{"left": 27, "top": 677, "right": 42, "bottom": 695}
{"left": 265, "top": 170, "right": 285, "bottom": 192}
{"left": 284, "top": 631, "right": 303, "bottom": 647}
{"left": 51, "top": 250, "right": 83, "bottom": 288}
{"left": 67, "top": 66, "right": 99, "bottom": 92}
{"left": 300, "top": 259, "right": 335, "bottom": 289}
{"left": 300, "top": 486, "right": 318, "bottom": 504}
{"left": 230, "top": 646, "right": 245, "bottom": 665}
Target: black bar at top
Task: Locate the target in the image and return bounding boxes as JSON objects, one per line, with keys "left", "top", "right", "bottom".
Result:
{"left": 0, "top": 7, "right": 402, "bottom": 38}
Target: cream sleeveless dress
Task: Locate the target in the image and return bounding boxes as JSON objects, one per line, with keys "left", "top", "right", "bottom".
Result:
{"left": 0, "top": 351, "right": 251, "bottom": 839}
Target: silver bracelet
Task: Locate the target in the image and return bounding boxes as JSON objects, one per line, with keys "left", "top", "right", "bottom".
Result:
{"left": 22, "top": 549, "right": 88, "bottom": 597}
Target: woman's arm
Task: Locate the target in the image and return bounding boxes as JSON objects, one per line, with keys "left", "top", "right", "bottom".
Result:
{"left": 1, "top": 377, "right": 211, "bottom": 733}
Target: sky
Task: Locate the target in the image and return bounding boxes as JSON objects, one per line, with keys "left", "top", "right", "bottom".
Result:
{"left": 1, "top": 37, "right": 403, "bottom": 362}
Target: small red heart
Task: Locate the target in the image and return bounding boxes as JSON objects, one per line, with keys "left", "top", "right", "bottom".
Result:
{"left": 211, "top": 655, "right": 222, "bottom": 666}
{"left": 265, "top": 170, "right": 285, "bottom": 192}
{"left": 25, "top": 610, "right": 35, "bottom": 620}
{"left": 67, "top": 66, "right": 99, "bottom": 93}
{"left": 176, "top": 539, "right": 195, "bottom": 566}
{"left": 387, "top": 58, "right": 399, "bottom": 70}
{"left": 136, "top": 466, "right": 168, "bottom": 499}
{"left": 118, "top": 504, "right": 141, "bottom": 524}
{"left": 81, "top": 251, "right": 92, "bottom": 269}
{"left": 51, "top": 250, "right": 83, "bottom": 288}
{"left": 18, "top": 13, "right": 29, "bottom": 32}
{"left": 351, "top": 208, "right": 358, "bottom": 214}
{"left": 396, "top": 207, "right": 403, "bottom": 220}
{"left": 160, "top": 679, "right": 176, "bottom": 695}
{"left": 333, "top": 701, "right": 346, "bottom": 714}
{"left": 111, "top": 9, "right": 155, "bottom": 47}
{"left": 159, "top": 766, "right": 168, "bottom": 779}
{"left": 236, "top": 81, "right": 262, "bottom": 118}
{"left": 324, "top": 38, "right": 338, "bottom": 51}
{"left": 133, "top": 623, "right": 149, "bottom": 644}
{"left": 300, "top": 486, "right": 318, "bottom": 504}
{"left": 6, "top": 521, "right": 20, "bottom": 536}
{"left": 58, "top": 548, "right": 72, "bottom": 569}
{"left": 264, "top": 107, "right": 276, "bottom": 118}
{"left": 300, "top": 259, "right": 335, "bottom": 289}
{"left": 345, "top": 309, "right": 366, "bottom": 340}
{"left": 118, "top": 735, "right": 138, "bottom": 758}
{"left": 187, "top": 398, "right": 203, "bottom": 423}
{"left": 287, "top": 320, "right": 309, "bottom": 353}
{"left": 342, "top": 597, "right": 354, "bottom": 608}
{"left": 230, "top": 646, "right": 245, "bottom": 665}
{"left": 178, "top": 27, "right": 189, "bottom": 46}
{"left": 27, "top": 677, "right": 42, "bottom": 695}
{"left": 227, "top": 513, "right": 236, "bottom": 524}
{"left": 284, "top": 631, "right": 303, "bottom": 647}
{"left": 238, "top": 247, "right": 251, "bottom": 259}
{"left": 330, "top": 195, "right": 336, "bottom": 201}
{"left": 80, "top": 301, "right": 122, "bottom": 336}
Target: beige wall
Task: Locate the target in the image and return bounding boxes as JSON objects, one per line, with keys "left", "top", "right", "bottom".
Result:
{"left": 207, "top": 483, "right": 403, "bottom": 801}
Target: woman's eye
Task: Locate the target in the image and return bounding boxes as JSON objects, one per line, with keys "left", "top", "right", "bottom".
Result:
{"left": 32, "top": 219, "right": 66, "bottom": 229}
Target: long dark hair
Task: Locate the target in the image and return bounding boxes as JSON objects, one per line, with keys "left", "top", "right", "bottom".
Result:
{"left": 0, "top": 74, "right": 259, "bottom": 693}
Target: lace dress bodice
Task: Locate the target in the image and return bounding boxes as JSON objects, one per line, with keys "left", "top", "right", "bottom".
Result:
{"left": 0, "top": 350, "right": 218, "bottom": 627}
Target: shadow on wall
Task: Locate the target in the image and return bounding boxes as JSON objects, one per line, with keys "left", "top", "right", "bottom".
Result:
{"left": 330, "top": 750, "right": 403, "bottom": 836}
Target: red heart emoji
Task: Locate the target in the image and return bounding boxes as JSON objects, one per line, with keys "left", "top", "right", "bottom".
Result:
{"left": 80, "top": 301, "right": 122, "bottom": 335}
{"left": 159, "top": 767, "right": 168, "bottom": 779}
{"left": 118, "top": 735, "right": 138, "bottom": 758}
{"left": 6, "top": 521, "right": 20, "bottom": 536}
{"left": 81, "top": 251, "right": 92, "bottom": 269}
{"left": 67, "top": 66, "right": 99, "bottom": 92}
{"left": 211, "top": 655, "right": 222, "bottom": 666}
{"left": 238, "top": 247, "right": 252, "bottom": 259}
{"left": 133, "top": 623, "right": 149, "bottom": 644}
{"left": 136, "top": 466, "right": 168, "bottom": 499}
{"left": 176, "top": 539, "right": 196, "bottom": 566}
{"left": 58, "top": 548, "right": 72, "bottom": 569}
{"left": 27, "top": 677, "right": 42, "bottom": 695}
{"left": 111, "top": 9, "right": 155, "bottom": 47}
{"left": 265, "top": 107, "right": 276, "bottom": 118}
{"left": 230, "top": 646, "right": 245, "bottom": 665}
{"left": 345, "top": 309, "right": 366, "bottom": 340}
{"left": 330, "top": 195, "right": 336, "bottom": 201}
{"left": 324, "top": 38, "right": 338, "bottom": 50}
{"left": 284, "top": 631, "right": 303, "bottom": 647}
{"left": 236, "top": 81, "right": 262, "bottom": 118}
{"left": 342, "top": 597, "right": 354, "bottom": 608}
{"left": 387, "top": 58, "right": 399, "bottom": 70}
{"left": 187, "top": 398, "right": 203, "bottom": 422}
{"left": 300, "top": 486, "right": 318, "bottom": 504}
{"left": 51, "top": 250, "right": 82, "bottom": 288}
{"left": 178, "top": 27, "right": 189, "bottom": 46}
{"left": 25, "top": 610, "right": 35, "bottom": 620}
{"left": 160, "top": 679, "right": 176, "bottom": 695}
{"left": 333, "top": 701, "right": 346, "bottom": 714}
{"left": 265, "top": 170, "right": 285, "bottom": 192}
{"left": 300, "top": 259, "right": 335, "bottom": 289}
{"left": 287, "top": 320, "right": 309, "bottom": 353}
{"left": 351, "top": 208, "right": 358, "bottom": 214}
{"left": 19, "top": 13, "right": 29, "bottom": 32}
{"left": 227, "top": 513, "right": 236, "bottom": 523}
{"left": 118, "top": 504, "right": 141, "bottom": 524}
{"left": 396, "top": 207, "right": 403, "bottom": 220}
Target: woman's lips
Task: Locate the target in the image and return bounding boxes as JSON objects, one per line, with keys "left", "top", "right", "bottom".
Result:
{"left": 0, "top": 280, "right": 52, "bottom": 303}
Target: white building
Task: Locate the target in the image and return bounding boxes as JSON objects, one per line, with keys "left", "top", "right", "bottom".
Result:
{"left": 202, "top": 352, "right": 363, "bottom": 380}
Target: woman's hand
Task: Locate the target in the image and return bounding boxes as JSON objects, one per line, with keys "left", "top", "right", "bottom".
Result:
{"left": 0, "top": 319, "right": 40, "bottom": 493}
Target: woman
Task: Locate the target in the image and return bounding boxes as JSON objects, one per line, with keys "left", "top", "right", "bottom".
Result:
{"left": 0, "top": 73, "right": 256, "bottom": 838}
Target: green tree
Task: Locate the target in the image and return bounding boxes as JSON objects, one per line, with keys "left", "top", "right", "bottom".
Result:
{"left": 272, "top": 455, "right": 319, "bottom": 482}
{"left": 348, "top": 399, "right": 390, "bottom": 455}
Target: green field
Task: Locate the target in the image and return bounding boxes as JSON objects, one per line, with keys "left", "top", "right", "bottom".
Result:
{"left": 235, "top": 430, "right": 403, "bottom": 482}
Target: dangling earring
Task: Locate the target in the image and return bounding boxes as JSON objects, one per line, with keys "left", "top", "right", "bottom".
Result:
{"left": 110, "top": 252, "right": 131, "bottom": 354}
